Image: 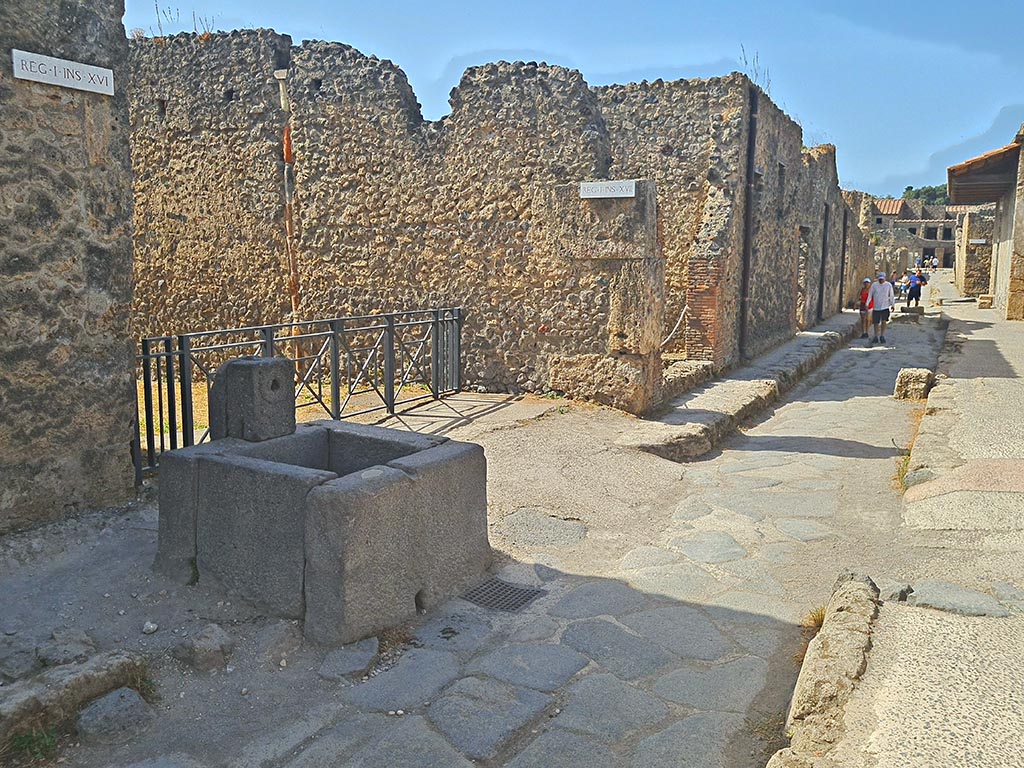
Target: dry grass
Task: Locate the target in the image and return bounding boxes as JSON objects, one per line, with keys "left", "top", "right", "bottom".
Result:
{"left": 892, "top": 406, "right": 926, "bottom": 491}
{"left": 793, "top": 604, "right": 828, "bottom": 665}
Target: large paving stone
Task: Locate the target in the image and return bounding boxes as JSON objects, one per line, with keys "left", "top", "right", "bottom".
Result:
{"left": 285, "top": 714, "right": 390, "bottom": 767}
{"left": 318, "top": 637, "right": 379, "bottom": 681}
{"left": 992, "top": 581, "right": 1024, "bottom": 611}
{"left": 775, "top": 518, "right": 833, "bottom": 542}
{"left": 76, "top": 687, "right": 154, "bottom": 745}
{"left": 346, "top": 715, "right": 474, "bottom": 767}
{"left": 671, "top": 531, "right": 747, "bottom": 563}
{"left": 653, "top": 657, "right": 767, "bottom": 712}
{"left": 426, "top": 675, "right": 549, "bottom": 760}
{"left": 471, "top": 643, "right": 588, "bottom": 692}
{"left": 672, "top": 497, "right": 713, "bottom": 522}
{"left": 123, "top": 757, "right": 206, "bottom": 768}
{"left": 345, "top": 648, "right": 461, "bottom": 710}
{"left": 560, "top": 619, "right": 675, "bottom": 680}
{"left": 414, "top": 610, "right": 493, "bottom": 653}
{"left": 510, "top": 616, "right": 560, "bottom": 642}
{"left": 497, "top": 508, "right": 587, "bottom": 549}
{"left": 507, "top": 728, "right": 617, "bottom": 768}
{"left": 620, "top": 606, "right": 733, "bottom": 661}
{"left": 624, "top": 562, "right": 720, "bottom": 602}
{"left": 629, "top": 712, "right": 744, "bottom": 768}
{"left": 619, "top": 546, "right": 678, "bottom": 571}
{"left": 549, "top": 581, "right": 647, "bottom": 619}
{"left": 556, "top": 673, "right": 667, "bottom": 741}
{"left": 907, "top": 580, "right": 1010, "bottom": 617}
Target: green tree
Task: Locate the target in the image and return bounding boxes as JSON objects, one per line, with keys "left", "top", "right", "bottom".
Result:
{"left": 902, "top": 184, "right": 949, "bottom": 205}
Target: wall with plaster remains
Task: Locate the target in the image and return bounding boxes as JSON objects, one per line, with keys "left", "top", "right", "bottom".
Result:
{"left": 0, "top": 0, "right": 135, "bottom": 533}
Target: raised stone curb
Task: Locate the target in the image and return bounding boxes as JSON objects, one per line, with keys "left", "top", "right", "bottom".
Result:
{"left": 902, "top": 317, "right": 960, "bottom": 488}
{"left": 620, "top": 315, "right": 859, "bottom": 461}
{"left": 766, "top": 573, "right": 879, "bottom": 768}
{"left": 0, "top": 651, "right": 144, "bottom": 748}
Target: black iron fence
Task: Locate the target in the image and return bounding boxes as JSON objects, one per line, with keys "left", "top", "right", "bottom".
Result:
{"left": 134, "top": 308, "right": 462, "bottom": 477}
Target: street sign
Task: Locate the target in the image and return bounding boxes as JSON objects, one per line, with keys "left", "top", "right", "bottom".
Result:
{"left": 12, "top": 49, "right": 114, "bottom": 96}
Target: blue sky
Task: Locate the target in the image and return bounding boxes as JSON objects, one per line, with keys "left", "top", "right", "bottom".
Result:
{"left": 124, "top": 0, "right": 1023, "bottom": 196}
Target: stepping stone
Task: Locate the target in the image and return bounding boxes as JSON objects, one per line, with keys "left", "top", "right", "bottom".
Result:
{"left": 556, "top": 673, "right": 667, "bottom": 742}
{"left": 775, "top": 519, "right": 833, "bottom": 542}
{"left": 414, "top": 610, "right": 493, "bottom": 653}
{"left": 426, "top": 676, "right": 550, "bottom": 760}
{"left": 345, "top": 648, "right": 461, "bottom": 710}
{"left": 620, "top": 546, "right": 678, "bottom": 571}
{"left": 471, "top": 643, "right": 588, "bottom": 692}
{"left": 621, "top": 606, "right": 733, "bottom": 661}
{"left": 630, "top": 712, "right": 744, "bottom": 768}
{"left": 549, "top": 581, "right": 647, "bottom": 619}
{"left": 318, "top": 637, "right": 379, "bottom": 681}
{"left": 507, "top": 728, "right": 617, "bottom": 768}
{"left": 671, "top": 531, "right": 746, "bottom": 563}
{"left": 653, "top": 657, "right": 767, "bottom": 712}
{"left": 907, "top": 580, "right": 1010, "bottom": 617}
{"left": 560, "top": 619, "right": 674, "bottom": 680}
{"left": 344, "top": 715, "right": 474, "bottom": 767}
{"left": 497, "top": 508, "right": 587, "bottom": 549}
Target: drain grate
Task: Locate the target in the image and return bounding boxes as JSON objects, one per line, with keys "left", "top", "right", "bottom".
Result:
{"left": 461, "top": 578, "right": 547, "bottom": 612}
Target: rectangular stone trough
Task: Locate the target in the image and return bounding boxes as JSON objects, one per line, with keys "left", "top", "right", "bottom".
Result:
{"left": 156, "top": 420, "right": 491, "bottom": 645}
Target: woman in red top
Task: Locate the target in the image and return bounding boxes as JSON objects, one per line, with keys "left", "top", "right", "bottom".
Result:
{"left": 858, "top": 278, "right": 872, "bottom": 339}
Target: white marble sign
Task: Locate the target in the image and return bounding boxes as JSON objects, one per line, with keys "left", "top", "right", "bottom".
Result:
{"left": 580, "top": 180, "right": 636, "bottom": 199}
{"left": 969, "top": 239, "right": 988, "bottom": 245}
{"left": 11, "top": 49, "right": 114, "bottom": 95}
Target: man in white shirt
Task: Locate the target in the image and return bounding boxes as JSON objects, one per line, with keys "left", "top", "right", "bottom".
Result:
{"left": 866, "top": 271, "right": 895, "bottom": 345}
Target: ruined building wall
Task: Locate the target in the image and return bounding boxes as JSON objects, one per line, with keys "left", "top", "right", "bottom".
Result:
{"left": 955, "top": 210, "right": 994, "bottom": 297}
{"left": 743, "top": 91, "right": 806, "bottom": 358}
{"left": 129, "top": 31, "right": 292, "bottom": 337}
{"left": 128, "top": 33, "right": 855, "bottom": 408}
{"left": 0, "top": 0, "right": 135, "bottom": 533}
{"left": 596, "top": 76, "right": 748, "bottom": 366}
{"left": 288, "top": 46, "right": 663, "bottom": 411}
{"left": 793, "top": 146, "right": 845, "bottom": 330}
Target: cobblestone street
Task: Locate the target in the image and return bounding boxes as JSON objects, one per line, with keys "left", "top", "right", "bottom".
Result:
{"left": 5, "top": 301, "right": 1013, "bottom": 768}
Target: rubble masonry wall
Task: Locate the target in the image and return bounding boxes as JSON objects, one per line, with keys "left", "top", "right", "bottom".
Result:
{"left": 0, "top": 0, "right": 136, "bottom": 533}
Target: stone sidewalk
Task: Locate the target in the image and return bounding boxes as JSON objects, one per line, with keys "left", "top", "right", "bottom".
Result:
{"left": 617, "top": 312, "right": 860, "bottom": 461}
{"left": 903, "top": 271, "right": 1024, "bottom": 530}
{"left": 8, "top": 299, "right": 1022, "bottom": 768}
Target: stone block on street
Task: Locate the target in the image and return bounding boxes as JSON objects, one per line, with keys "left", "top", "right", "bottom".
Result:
{"left": 893, "top": 367, "right": 935, "bottom": 400}
{"left": 171, "top": 623, "right": 234, "bottom": 671}
{"left": 76, "top": 687, "right": 154, "bottom": 745}
{"left": 317, "top": 637, "right": 379, "bottom": 680}
{"left": 907, "top": 579, "right": 1010, "bottom": 617}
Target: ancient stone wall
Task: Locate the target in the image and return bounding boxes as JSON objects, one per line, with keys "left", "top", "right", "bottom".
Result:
{"left": 596, "top": 76, "right": 748, "bottom": 366}
{"left": 129, "top": 31, "right": 293, "bottom": 337}
{"left": 793, "top": 146, "right": 845, "bottom": 329}
{"left": 128, "top": 32, "right": 857, "bottom": 407}
{"left": 955, "top": 209, "right": 994, "bottom": 297}
{"left": 0, "top": 0, "right": 135, "bottom": 533}
{"left": 286, "top": 48, "right": 663, "bottom": 411}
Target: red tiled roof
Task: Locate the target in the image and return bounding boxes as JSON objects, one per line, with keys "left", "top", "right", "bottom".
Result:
{"left": 874, "top": 198, "right": 905, "bottom": 216}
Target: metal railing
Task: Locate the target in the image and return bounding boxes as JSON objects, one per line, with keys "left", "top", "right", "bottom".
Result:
{"left": 134, "top": 308, "right": 462, "bottom": 477}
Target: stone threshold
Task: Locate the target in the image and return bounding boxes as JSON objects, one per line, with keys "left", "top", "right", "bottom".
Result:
{"left": 617, "top": 313, "right": 860, "bottom": 461}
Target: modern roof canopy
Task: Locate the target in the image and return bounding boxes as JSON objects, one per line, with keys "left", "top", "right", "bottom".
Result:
{"left": 948, "top": 141, "right": 1021, "bottom": 204}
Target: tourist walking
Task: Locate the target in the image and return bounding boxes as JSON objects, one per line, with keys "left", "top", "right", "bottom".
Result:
{"left": 905, "top": 269, "right": 927, "bottom": 308}
{"left": 867, "top": 271, "right": 895, "bottom": 345}
{"left": 859, "top": 278, "right": 872, "bottom": 339}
